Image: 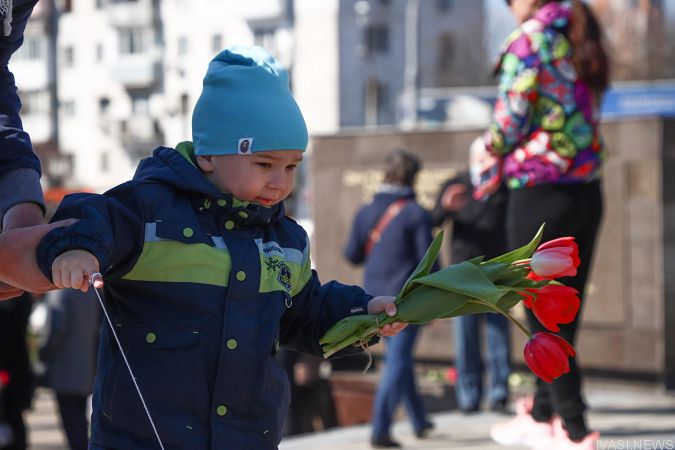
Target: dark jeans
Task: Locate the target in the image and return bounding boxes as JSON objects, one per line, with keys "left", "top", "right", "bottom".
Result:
{"left": 507, "top": 180, "right": 603, "bottom": 439}
{"left": 371, "top": 325, "right": 428, "bottom": 439}
{"left": 56, "top": 393, "right": 89, "bottom": 450}
{"left": 453, "top": 313, "right": 510, "bottom": 409}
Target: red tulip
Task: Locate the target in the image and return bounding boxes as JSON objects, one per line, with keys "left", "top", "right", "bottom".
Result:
{"left": 524, "top": 332, "right": 576, "bottom": 383}
{"left": 529, "top": 237, "right": 580, "bottom": 280}
{"left": 0, "top": 369, "right": 9, "bottom": 387}
{"left": 521, "top": 285, "right": 580, "bottom": 332}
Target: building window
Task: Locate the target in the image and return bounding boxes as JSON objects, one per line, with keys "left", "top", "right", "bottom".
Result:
{"left": 437, "top": 0, "right": 454, "bottom": 12}
{"left": 212, "top": 34, "right": 223, "bottom": 53}
{"left": 63, "top": 46, "right": 74, "bottom": 67}
{"left": 100, "top": 152, "right": 109, "bottom": 173}
{"left": 438, "top": 33, "right": 455, "bottom": 71}
{"left": 177, "top": 36, "right": 189, "bottom": 56}
{"left": 26, "top": 37, "right": 43, "bottom": 60}
{"left": 99, "top": 97, "right": 111, "bottom": 115}
{"left": 95, "top": 0, "right": 106, "bottom": 8}
{"left": 96, "top": 43, "right": 104, "bottom": 61}
{"left": 62, "top": 0, "right": 73, "bottom": 13}
{"left": 364, "top": 24, "right": 389, "bottom": 55}
{"left": 365, "top": 78, "right": 389, "bottom": 125}
{"left": 20, "top": 90, "right": 49, "bottom": 115}
{"left": 253, "top": 28, "right": 277, "bottom": 55}
{"left": 14, "top": 36, "right": 43, "bottom": 60}
{"left": 61, "top": 100, "right": 76, "bottom": 116}
{"left": 119, "top": 28, "right": 144, "bottom": 55}
{"left": 129, "top": 89, "right": 151, "bottom": 116}
{"left": 180, "top": 93, "right": 189, "bottom": 116}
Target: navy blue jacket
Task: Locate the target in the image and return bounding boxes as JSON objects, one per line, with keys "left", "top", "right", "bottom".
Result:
{"left": 344, "top": 187, "right": 435, "bottom": 296}
{"left": 37, "top": 144, "right": 372, "bottom": 450}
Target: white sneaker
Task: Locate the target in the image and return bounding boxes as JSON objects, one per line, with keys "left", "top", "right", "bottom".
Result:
{"left": 537, "top": 417, "right": 600, "bottom": 450}
{"left": 490, "top": 412, "right": 554, "bottom": 448}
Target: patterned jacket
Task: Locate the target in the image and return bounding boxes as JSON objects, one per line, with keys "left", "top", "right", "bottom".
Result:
{"left": 37, "top": 143, "right": 372, "bottom": 450}
{"left": 485, "top": 0, "right": 605, "bottom": 189}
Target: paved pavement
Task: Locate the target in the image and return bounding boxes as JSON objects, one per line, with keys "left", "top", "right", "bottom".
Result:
{"left": 25, "top": 380, "right": 675, "bottom": 450}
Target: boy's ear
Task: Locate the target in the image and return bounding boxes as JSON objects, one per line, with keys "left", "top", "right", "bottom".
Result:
{"left": 196, "top": 155, "right": 213, "bottom": 173}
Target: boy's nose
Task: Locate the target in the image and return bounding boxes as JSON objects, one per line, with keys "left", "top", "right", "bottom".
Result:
{"left": 269, "top": 172, "right": 288, "bottom": 190}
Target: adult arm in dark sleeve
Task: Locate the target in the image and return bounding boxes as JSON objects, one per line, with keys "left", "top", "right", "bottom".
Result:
{"left": 0, "top": 0, "right": 45, "bottom": 223}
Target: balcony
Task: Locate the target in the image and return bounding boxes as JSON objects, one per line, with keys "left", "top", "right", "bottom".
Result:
{"left": 109, "top": 55, "right": 162, "bottom": 87}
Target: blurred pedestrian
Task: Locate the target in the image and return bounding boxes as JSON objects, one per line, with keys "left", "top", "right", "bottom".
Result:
{"left": 37, "top": 288, "right": 100, "bottom": 450}
{"left": 278, "top": 348, "right": 337, "bottom": 436}
{"left": 431, "top": 136, "right": 511, "bottom": 414}
{"left": 478, "top": 1, "right": 609, "bottom": 449}
{"left": 344, "top": 149, "right": 435, "bottom": 448}
{"left": 0, "top": 293, "right": 33, "bottom": 450}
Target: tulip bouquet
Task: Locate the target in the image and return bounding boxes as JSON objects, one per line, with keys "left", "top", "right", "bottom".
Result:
{"left": 320, "top": 224, "right": 581, "bottom": 383}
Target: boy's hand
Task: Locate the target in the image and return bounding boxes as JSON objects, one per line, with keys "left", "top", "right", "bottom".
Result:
{"left": 367, "top": 296, "right": 407, "bottom": 337}
{"left": 52, "top": 250, "right": 101, "bottom": 292}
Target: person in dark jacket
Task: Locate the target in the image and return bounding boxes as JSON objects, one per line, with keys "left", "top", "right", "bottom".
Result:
{"left": 35, "top": 46, "right": 405, "bottom": 450}
{"left": 38, "top": 288, "right": 101, "bottom": 450}
{"left": 0, "top": 293, "right": 32, "bottom": 450}
{"left": 431, "top": 136, "right": 511, "bottom": 415}
{"left": 344, "top": 150, "right": 434, "bottom": 448}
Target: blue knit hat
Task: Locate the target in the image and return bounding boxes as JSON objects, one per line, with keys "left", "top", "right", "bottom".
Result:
{"left": 192, "top": 46, "right": 308, "bottom": 155}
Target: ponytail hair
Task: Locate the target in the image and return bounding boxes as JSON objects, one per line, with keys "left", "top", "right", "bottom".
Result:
{"left": 540, "top": 0, "right": 610, "bottom": 95}
{"left": 568, "top": 0, "right": 610, "bottom": 94}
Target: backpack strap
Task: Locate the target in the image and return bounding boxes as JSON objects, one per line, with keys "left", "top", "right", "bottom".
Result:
{"left": 364, "top": 199, "right": 410, "bottom": 257}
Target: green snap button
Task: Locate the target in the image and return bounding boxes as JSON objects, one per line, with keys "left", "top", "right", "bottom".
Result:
{"left": 225, "top": 220, "right": 235, "bottom": 230}
{"left": 182, "top": 227, "right": 194, "bottom": 238}
{"left": 217, "top": 199, "right": 227, "bottom": 207}
{"left": 145, "top": 332, "right": 157, "bottom": 344}
{"left": 216, "top": 405, "right": 227, "bottom": 416}
{"left": 236, "top": 271, "right": 246, "bottom": 282}
{"left": 203, "top": 199, "right": 211, "bottom": 209}
{"left": 238, "top": 211, "right": 248, "bottom": 219}
{"left": 226, "top": 339, "right": 238, "bottom": 350}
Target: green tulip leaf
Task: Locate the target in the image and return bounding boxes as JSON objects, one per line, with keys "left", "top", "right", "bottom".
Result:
{"left": 485, "top": 223, "right": 545, "bottom": 265}
{"left": 397, "top": 230, "right": 444, "bottom": 301}
{"left": 413, "top": 261, "right": 505, "bottom": 305}
{"left": 394, "top": 286, "right": 469, "bottom": 324}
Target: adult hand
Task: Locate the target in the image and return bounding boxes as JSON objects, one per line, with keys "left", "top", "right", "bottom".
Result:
{"left": 441, "top": 183, "right": 468, "bottom": 211}
{"left": 0, "top": 219, "right": 78, "bottom": 297}
{"left": 2, "top": 202, "right": 44, "bottom": 231}
{"left": 367, "top": 296, "right": 408, "bottom": 337}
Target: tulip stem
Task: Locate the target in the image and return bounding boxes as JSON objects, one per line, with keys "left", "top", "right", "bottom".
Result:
{"left": 469, "top": 299, "right": 532, "bottom": 338}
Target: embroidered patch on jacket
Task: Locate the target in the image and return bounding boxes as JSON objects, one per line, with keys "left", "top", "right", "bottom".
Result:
{"left": 277, "top": 263, "right": 293, "bottom": 292}
{"left": 238, "top": 137, "right": 253, "bottom": 155}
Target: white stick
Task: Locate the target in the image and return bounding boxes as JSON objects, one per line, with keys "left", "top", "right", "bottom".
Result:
{"left": 89, "top": 273, "right": 165, "bottom": 450}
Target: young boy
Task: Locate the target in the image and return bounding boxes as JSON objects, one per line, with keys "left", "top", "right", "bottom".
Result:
{"left": 35, "top": 46, "right": 404, "bottom": 450}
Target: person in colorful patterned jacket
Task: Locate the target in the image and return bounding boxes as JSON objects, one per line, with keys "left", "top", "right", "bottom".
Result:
{"left": 34, "top": 46, "right": 406, "bottom": 450}
{"left": 481, "top": 1, "right": 609, "bottom": 449}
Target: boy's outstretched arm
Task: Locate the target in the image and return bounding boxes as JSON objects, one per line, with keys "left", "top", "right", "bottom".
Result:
{"left": 367, "top": 296, "right": 407, "bottom": 337}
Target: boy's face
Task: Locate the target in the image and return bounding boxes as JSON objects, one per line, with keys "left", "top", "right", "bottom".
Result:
{"left": 197, "top": 150, "right": 303, "bottom": 206}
